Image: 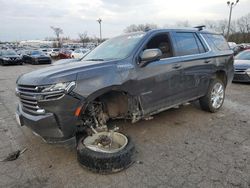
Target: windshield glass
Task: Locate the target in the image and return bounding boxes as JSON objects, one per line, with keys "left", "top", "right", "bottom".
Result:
{"left": 31, "top": 51, "right": 44, "bottom": 55}
{"left": 235, "top": 50, "right": 250, "bottom": 60}
{"left": 2, "top": 50, "right": 17, "bottom": 56}
{"left": 82, "top": 33, "right": 145, "bottom": 61}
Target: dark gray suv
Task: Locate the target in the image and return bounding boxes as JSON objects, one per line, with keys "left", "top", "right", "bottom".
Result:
{"left": 15, "top": 28, "right": 234, "bottom": 142}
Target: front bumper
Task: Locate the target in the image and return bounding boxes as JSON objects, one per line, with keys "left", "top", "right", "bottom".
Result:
{"left": 233, "top": 72, "right": 250, "bottom": 82}
{"left": 3, "top": 59, "right": 22, "bottom": 65}
{"left": 16, "top": 93, "right": 83, "bottom": 143}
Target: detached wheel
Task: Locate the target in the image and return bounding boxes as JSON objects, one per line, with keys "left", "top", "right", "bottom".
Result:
{"left": 199, "top": 79, "right": 225, "bottom": 113}
{"left": 77, "top": 132, "right": 135, "bottom": 174}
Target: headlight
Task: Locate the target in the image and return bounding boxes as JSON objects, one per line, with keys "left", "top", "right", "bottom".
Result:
{"left": 41, "top": 81, "right": 76, "bottom": 93}
{"left": 3, "top": 57, "right": 9, "bottom": 61}
{"left": 246, "top": 69, "right": 250, "bottom": 75}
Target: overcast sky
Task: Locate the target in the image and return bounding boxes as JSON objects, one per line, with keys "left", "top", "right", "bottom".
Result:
{"left": 0, "top": 0, "right": 249, "bottom": 41}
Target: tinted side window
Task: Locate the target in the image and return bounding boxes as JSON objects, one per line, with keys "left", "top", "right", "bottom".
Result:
{"left": 144, "top": 33, "right": 173, "bottom": 59}
{"left": 174, "top": 32, "right": 202, "bottom": 56}
{"left": 202, "top": 34, "right": 229, "bottom": 51}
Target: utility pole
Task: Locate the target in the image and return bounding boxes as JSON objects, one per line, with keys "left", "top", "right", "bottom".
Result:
{"left": 226, "top": 0, "right": 239, "bottom": 41}
{"left": 97, "top": 18, "right": 102, "bottom": 42}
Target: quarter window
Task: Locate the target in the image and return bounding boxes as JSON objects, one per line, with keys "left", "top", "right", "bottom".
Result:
{"left": 202, "top": 34, "right": 230, "bottom": 51}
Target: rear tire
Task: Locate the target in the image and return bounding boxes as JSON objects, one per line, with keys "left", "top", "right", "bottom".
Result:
{"left": 199, "top": 79, "right": 225, "bottom": 113}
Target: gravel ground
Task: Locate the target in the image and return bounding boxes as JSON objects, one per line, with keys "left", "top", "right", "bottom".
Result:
{"left": 0, "top": 64, "right": 250, "bottom": 188}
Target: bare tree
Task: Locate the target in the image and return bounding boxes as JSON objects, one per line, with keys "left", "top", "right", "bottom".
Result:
{"left": 204, "top": 20, "right": 217, "bottom": 31}
{"left": 217, "top": 20, "right": 228, "bottom": 36}
{"left": 204, "top": 13, "right": 250, "bottom": 43}
{"left": 50, "top": 26, "right": 63, "bottom": 47}
{"left": 79, "top": 32, "right": 90, "bottom": 45}
{"left": 124, "top": 23, "right": 158, "bottom": 33}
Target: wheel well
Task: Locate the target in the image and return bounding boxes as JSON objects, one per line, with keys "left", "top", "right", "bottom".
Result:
{"left": 215, "top": 71, "right": 227, "bottom": 87}
{"left": 95, "top": 90, "right": 129, "bottom": 118}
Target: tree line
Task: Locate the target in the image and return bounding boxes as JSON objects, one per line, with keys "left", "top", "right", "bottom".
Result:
{"left": 124, "top": 13, "right": 250, "bottom": 43}
{"left": 48, "top": 13, "right": 250, "bottom": 47}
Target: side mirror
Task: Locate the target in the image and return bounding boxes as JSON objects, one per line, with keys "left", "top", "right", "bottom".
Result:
{"left": 139, "top": 49, "right": 162, "bottom": 67}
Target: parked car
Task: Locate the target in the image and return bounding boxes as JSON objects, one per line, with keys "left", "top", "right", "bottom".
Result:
{"left": 0, "top": 49, "right": 23, "bottom": 65}
{"left": 228, "top": 42, "right": 237, "bottom": 49}
{"left": 41, "top": 48, "right": 50, "bottom": 55}
{"left": 71, "top": 48, "right": 90, "bottom": 59}
{"left": 22, "top": 50, "right": 51, "bottom": 64}
{"left": 47, "top": 48, "right": 60, "bottom": 57}
{"left": 58, "top": 49, "right": 72, "bottom": 59}
{"left": 15, "top": 28, "right": 234, "bottom": 172}
{"left": 233, "top": 49, "right": 250, "bottom": 82}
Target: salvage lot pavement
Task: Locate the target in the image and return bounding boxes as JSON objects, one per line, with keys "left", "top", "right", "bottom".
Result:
{"left": 0, "top": 64, "right": 250, "bottom": 188}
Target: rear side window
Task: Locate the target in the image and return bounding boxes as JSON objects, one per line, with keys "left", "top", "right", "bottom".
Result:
{"left": 174, "top": 32, "right": 206, "bottom": 56}
{"left": 202, "top": 34, "right": 229, "bottom": 51}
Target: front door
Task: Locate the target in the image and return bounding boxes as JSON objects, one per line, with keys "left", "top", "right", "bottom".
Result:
{"left": 129, "top": 32, "right": 184, "bottom": 115}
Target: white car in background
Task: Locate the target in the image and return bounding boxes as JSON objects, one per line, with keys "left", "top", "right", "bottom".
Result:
{"left": 228, "top": 42, "right": 237, "bottom": 49}
{"left": 46, "top": 48, "right": 60, "bottom": 57}
{"left": 71, "top": 48, "right": 90, "bottom": 59}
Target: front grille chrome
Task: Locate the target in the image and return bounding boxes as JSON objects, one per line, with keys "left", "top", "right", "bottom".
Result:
{"left": 16, "top": 85, "right": 45, "bottom": 115}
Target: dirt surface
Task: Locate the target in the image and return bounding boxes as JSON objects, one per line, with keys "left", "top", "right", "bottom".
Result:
{"left": 0, "top": 64, "right": 250, "bottom": 188}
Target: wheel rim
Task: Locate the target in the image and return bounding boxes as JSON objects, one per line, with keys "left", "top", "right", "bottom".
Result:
{"left": 211, "top": 82, "right": 224, "bottom": 109}
{"left": 83, "top": 132, "right": 128, "bottom": 153}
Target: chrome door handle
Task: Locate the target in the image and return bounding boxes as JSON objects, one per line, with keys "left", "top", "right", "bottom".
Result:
{"left": 172, "top": 64, "right": 182, "bottom": 69}
{"left": 204, "top": 60, "right": 211, "bottom": 64}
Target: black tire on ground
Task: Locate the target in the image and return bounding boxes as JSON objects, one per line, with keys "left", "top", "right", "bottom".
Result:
{"left": 199, "top": 78, "right": 225, "bottom": 113}
{"left": 76, "top": 134, "right": 135, "bottom": 174}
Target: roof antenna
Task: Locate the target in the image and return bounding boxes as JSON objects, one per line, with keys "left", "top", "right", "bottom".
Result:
{"left": 194, "top": 25, "right": 206, "bottom": 31}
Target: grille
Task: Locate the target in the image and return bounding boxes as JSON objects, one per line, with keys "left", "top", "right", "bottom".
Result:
{"left": 17, "top": 84, "right": 65, "bottom": 115}
{"left": 233, "top": 74, "right": 250, "bottom": 81}
{"left": 17, "top": 85, "right": 45, "bottom": 115}
{"left": 234, "top": 68, "right": 247, "bottom": 73}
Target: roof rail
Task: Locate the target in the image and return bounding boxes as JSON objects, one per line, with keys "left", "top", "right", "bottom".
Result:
{"left": 194, "top": 25, "right": 206, "bottom": 31}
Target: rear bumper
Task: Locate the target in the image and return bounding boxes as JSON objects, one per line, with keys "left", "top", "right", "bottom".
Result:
{"left": 37, "top": 59, "right": 51, "bottom": 64}
{"left": 31, "top": 58, "right": 51, "bottom": 64}
{"left": 16, "top": 94, "right": 83, "bottom": 143}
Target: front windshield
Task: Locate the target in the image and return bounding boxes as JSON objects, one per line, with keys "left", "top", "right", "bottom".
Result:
{"left": 2, "top": 50, "right": 17, "bottom": 56}
{"left": 31, "top": 51, "right": 44, "bottom": 55}
{"left": 82, "top": 33, "right": 145, "bottom": 61}
{"left": 235, "top": 51, "right": 250, "bottom": 60}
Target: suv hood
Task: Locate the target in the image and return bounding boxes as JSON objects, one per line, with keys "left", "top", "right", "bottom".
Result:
{"left": 17, "top": 60, "right": 117, "bottom": 86}
{"left": 52, "top": 58, "right": 79, "bottom": 66}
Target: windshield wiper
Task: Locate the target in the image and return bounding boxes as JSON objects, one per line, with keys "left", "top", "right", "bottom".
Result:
{"left": 85, "top": 58, "right": 104, "bottom": 61}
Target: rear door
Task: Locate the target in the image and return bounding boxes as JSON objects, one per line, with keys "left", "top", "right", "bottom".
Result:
{"left": 172, "top": 32, "right": 211, "bottom": 100}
